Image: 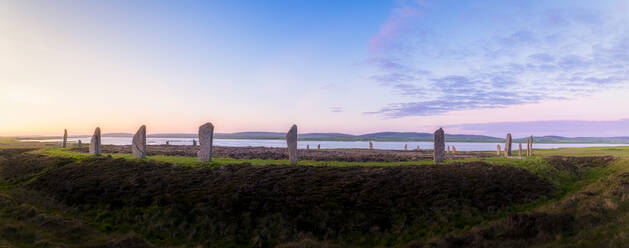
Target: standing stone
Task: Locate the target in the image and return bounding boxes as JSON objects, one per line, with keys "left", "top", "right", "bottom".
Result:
{"left": 505, "top": 133, "right": 512, "bottom": 157}
{"left": 62, "top": 129, "right": 68, "bottom": 148}
{"left": 132, "top": 125, "right": 147, "bottom": 159}
{"left": 286, "top": 124, "right": 298, "bottom": 165}
{"left": 369, "top": 141, "right": 373, "bottom": 150}
{"left": 433, "top": 128, "right": 445, "bottom": 163}
{"left": 452, "top": 146, "right": 456, "bottom": 154}
{"left": 77, "top": 140, "right": 82, "bottom": 148}
{"left": 447, "top": 145, "right": 451, "bottom": 153}
{"left": 519, "top": 143, "right": 523, "bottom": 157}
{"left": 404, "top": 144, "right": 408, "bottom": 151}
{"left": 416, "top": 146, "right": 420, "bottom": 151}
{"left": 166, "top": 141, "right": 170, "bottom": 145}
{"left": 527, "top": 136, "right": 534, "bottom": 156}
{"left": 497, "top": 144, "right": 501, "bottom": 156}
{"left": 192, "top": 139, "right": 197, "bottom": 146}
{"left": 307, "top": 144, "right": 310, "bottom": 150}
{"left": 317, "top": 144, "right": 321, "bottom": 150}
{"left": 197, "top": 122, "right": 214, "bottom": 162}
{"left": 89, "top": 127, "right": 101, "bottom": 156}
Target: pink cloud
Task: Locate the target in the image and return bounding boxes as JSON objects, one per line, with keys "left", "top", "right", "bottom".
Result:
{"left": 369, "top": 6, "right": 422, "bottom": 53}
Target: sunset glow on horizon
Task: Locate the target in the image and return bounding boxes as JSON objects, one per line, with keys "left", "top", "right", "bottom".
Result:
{"left": 2, "top": 0, "right": 629, "bottom": 137}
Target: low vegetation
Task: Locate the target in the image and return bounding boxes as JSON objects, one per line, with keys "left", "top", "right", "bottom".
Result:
{"left": 0, "top": 145, "right": 628, "bottom": 247}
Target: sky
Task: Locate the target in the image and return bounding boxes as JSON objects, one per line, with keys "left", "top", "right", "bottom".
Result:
{"left": 1, "top": 0, "right": 629, "bottom": 137}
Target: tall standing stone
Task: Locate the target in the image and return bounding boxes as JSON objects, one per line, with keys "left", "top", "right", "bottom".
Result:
{"left": 528, "top": 136, "right": 534, "bottom": 156}
{"left": 497, "top": 144, "right": 501, "bottom": 156}
{"left": 197, "top": 123, "right": 214, "bottom": 162}
{"left": 519, "top": 143, "right": 523, "bottom": 157}
{"left": 89, "top": 127, "right": 101, "bottom": 156}
{"left": 433, "top": 128, "right": 445, "bottom": 163}
{"left": 404, "top": 144, "right": 408, "bottom": 151}
{"left": 132, "top": 125, "right": 147, "bottom": 159}
{"left": 62, "top": 129, "right": 68, "bottom": 148}
{"left": 307, "top": 144, "right": 310, "bottom": 150}
{"left": 192, "top": 139, "right": 197, "bottom": 146}
{"left": 505, "top": 133, "right": 512, "bottom": 157}
{"left": 369, "top": 141, "right": 373, "bottom": 150}
{"left": 317, "top": 144, "right": 321, "bottom": 150}
{"left": 286, "top": 124, "right": 298, "bottom": 165}
{"left": 452, "top": 146, "right": 456, "bottom": 154}
{"left": 416, "top": 146, "right": 420, "bottom": 151}
{"left": 77, "top": 140, "right": 82, "bottom": 148}
{"left": 447, "top": 145, "right": 451, "bottom": 153}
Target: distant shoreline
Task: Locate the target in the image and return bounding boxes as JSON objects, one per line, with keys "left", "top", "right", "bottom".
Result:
{"left": 14, "top": 134, "right": 629, "bottom": 144}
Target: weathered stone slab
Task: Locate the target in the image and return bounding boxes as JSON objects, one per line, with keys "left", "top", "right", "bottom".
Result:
{"left": 404, "top": 144, "right": 408, "bottom": 151}
{"left": 416, "top": 146, "right": 420, "bottom": 151}
{"left": 192, "top": 139, "right": 197, "bottom": 146}
{"left": 527, "top": 136, "right": 534, "bottom": 156}
{"left": 505, "top": 133, "right": 512, "bottom": 157}
{"left": 452, "top": 146, "right": 456, "bottom": 154}
{"left": 497, "top": 144, "right": 501, "bottom": 156}
{"left": 369, "top": 141, "right": 373, "bottom": 150}
{"left": 286, "top": 124, "right": 298, "bottom": 165}
{"left": 77, "top": 140, "right": 82, "bottom": 148}
{"left": 519, "top": 143, "right": 523, "bottom": 156}
{"left": 62, "top": 129, "right": 68, "bottom": 148}
{"left": 307, "top": 144, "right": 310, "bottom": 150}
{"left": 433, "top": 128, "right": 445, "bottom": 163}
{"left": 447, "top": 145, "right": 451, "bottom": 153}
{"left": 317, "top": 144, "right": 321, "bottom": 150}
{"left": 89, "top": 127, "right": 101, "bottom": 156}
{"left": 132, "top": 125, "right": 147, "bottom": 159}
{"left": 197, "top": 122, "right": 214, "bottom": 162}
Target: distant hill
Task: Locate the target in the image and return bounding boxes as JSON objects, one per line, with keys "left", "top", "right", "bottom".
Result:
{"left": 14, "top": 132, "right": 629, "bottom": 144}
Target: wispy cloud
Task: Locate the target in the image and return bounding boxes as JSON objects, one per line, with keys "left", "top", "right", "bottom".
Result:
{"left": 368, "top": 5, "right": 422, "bottom": 54}
{"left": 447, "top": 119, "right": 629, "bottom": 138}
{"left": 367, "top": 3, "right": 629, "bottom": 118}
{"left": 329, "top": 106, "right": 344, "bottom": 113}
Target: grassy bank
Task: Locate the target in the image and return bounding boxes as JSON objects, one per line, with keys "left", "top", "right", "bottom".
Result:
{"left": 0, "top": 146, "right": 627, "bottom": 247}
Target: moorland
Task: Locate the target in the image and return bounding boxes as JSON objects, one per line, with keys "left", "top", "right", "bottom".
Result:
{"left": 0, "top": 137, "right": 628, "bottom": 247}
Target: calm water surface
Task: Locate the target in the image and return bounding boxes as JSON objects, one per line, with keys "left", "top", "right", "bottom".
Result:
{"left": 23, "top": 137, "right": 629, "bottom": 152}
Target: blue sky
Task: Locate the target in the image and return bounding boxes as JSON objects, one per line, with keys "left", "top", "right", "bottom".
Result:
{"left": 1, "top": 0, "right": 629, "bottom": 136}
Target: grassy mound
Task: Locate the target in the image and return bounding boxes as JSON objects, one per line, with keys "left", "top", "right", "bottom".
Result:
{"left": 25, "top": 155, "right": 552, "bottom": 247}
{"left": 2, "top": 148, "right": 623, "bottom": 247}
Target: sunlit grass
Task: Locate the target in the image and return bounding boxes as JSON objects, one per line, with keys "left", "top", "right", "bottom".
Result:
{"left": 533, "top": 146, "right": 629, "bottom": 158}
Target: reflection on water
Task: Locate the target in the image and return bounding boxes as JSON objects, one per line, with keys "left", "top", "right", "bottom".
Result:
{"left": 22, "top": 137, "right": 628, "bottom": 152}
